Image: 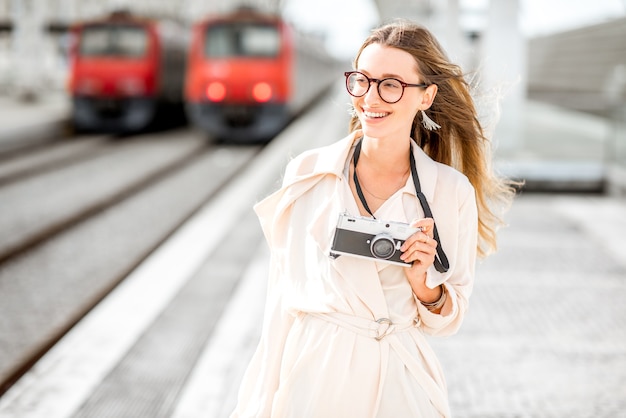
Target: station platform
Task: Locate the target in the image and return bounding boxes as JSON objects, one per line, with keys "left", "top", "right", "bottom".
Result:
{"left": 0, "top": 86, "right": 625, "bottom": 417}
{"left": 0, "top": 91, "right": 71, "bottom": 154}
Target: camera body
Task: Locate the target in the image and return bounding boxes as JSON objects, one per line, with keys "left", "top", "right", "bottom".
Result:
{"left": 330, "top": 212, "right": 421, "bottom": 267}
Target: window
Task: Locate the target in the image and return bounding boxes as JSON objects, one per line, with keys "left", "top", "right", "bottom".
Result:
{"left": 79, "top": 24, "right": 147, "bottom": 58}
{"left": 205, "top": 23, "right": 280, "bottom": 58}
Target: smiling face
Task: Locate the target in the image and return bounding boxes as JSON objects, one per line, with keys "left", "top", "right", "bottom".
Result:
{"left": 352, "top": 43, "right": 435, "bottom": 142}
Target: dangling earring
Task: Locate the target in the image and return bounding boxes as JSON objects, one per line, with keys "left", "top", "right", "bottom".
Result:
{"left": 421, "top": 110, "right": 441, "bottom": 131}
{"left": 347, "top": 103, "right": 357, "bottom": 118}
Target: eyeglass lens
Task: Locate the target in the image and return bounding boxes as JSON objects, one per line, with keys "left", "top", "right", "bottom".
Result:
{"left": 346, "top": 72, "right": 404, "bottom": 103}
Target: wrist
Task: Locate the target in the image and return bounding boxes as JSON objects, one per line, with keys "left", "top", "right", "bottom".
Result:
{"left": 419, "top": 285, "right": 447, "bottom": 311}
{"left": 419, "top": 284, "right": 442, "bottom": 304}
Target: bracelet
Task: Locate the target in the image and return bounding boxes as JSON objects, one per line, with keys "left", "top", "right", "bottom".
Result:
{"left": 420, "top": 285, "right": 447, "bottom": 311}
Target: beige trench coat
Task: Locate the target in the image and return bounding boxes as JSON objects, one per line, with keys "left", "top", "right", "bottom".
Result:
{"left": 231, "top": 131, "right": 478, "bottom": 418}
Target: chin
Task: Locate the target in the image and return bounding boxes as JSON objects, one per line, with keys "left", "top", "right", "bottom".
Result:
{"left": 360, "top": 124, "right": 387, "bottom": 138}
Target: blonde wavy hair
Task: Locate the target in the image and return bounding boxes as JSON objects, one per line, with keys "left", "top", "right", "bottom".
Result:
{"left": 349, "top": 20, "right": 516, "bottom": 258}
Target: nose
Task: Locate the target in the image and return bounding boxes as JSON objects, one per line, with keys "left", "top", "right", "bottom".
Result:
{"left": 363, "top": 80, "right": 382, "bottom": 103}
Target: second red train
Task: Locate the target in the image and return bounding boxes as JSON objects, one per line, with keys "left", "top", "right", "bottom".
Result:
{"left": 185, "top": 7, "right": 338, "bottom": 142}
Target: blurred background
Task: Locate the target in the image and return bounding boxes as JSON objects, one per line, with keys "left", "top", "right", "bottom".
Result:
{"left": 0, "top": 1, "right": 625, "bottom": 417}
{"left": 1, "top": 0, "right": 625, "bottom": 190}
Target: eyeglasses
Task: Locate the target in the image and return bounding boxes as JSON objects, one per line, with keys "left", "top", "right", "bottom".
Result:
{"left": 344, "top": 71, "right": 429, "bottom": 104}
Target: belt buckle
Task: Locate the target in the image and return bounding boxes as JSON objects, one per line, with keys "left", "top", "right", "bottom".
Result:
{"left": 374, "top": 318, "right": 393, "bottom": 341}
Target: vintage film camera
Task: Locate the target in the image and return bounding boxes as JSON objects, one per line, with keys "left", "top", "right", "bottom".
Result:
{"left": 330, "top": 212, "right": 422, "bottom": 267}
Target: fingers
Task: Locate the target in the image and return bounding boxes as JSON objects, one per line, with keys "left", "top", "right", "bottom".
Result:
{"left": 400, "top": 234, "right": 437, "bottom": 264}
{"left": 399, "top": 218, "right": 437, "bottom": 264}
{"left": 402, "top": 218, "right": 435, "bottom": 251}
{"left": 409, "top": 218, "right": 434, "bottom": 239}
{"left": 403, "top": 248, "right": 435, "bottom": 267}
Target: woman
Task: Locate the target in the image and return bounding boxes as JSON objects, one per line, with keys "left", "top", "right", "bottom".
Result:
{"left": 231, "top": 20, "right": 514, "bottom": 418}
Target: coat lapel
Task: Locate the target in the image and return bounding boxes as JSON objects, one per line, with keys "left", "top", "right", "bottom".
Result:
{"left": 255, "top": 132, "right": 442, "bottom": 320}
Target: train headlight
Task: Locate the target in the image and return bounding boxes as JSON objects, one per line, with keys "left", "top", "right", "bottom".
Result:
{"left": 206, "top": 82, "right": 226, "bottom": 102}
{"left": 252, "top": 82, "right": 272, "bottom": 103}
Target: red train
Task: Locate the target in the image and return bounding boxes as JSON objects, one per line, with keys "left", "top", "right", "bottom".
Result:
{"left": 67, "top": 11, "right": 187, "bottom": 132}
{"left": 185, "top": 7, "right": 337, "bottom": 143}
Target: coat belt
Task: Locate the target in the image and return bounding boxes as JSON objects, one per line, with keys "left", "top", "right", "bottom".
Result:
{"left": 306, "top": 311, "right": 451, "bottom": 417}
{"left": 308, "top": 311, "right": 418, "bottom": 341}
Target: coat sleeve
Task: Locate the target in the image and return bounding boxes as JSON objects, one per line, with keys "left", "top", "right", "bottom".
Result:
{"left": 231, "top": 157, "right": 314, "bottom": 417}
{"left": 229, "top": 248, "right": 295, "bottom": 418}
{"left": 416, "top": 178, "right": 478, "bottom": 337}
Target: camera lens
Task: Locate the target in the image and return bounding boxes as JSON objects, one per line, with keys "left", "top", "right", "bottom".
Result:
{"left": 370, "top": 234, "right": 396, "bottom": 259}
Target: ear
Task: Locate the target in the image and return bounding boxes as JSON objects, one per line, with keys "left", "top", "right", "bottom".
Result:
{"left": 420, "top": 84, "right": 438, "bottom": 110}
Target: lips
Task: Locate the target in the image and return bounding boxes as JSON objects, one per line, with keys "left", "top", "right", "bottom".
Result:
{"left": 363, "top": 109, "right": 389, "bottom": 118}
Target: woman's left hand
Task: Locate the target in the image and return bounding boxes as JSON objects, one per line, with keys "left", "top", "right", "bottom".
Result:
{"left": 400, "top": 218, "right": 438, "bottom": 294}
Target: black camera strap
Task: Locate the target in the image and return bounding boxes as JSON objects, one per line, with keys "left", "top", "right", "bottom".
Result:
{"left": 352, "top": 140, "right": 377, "bottom": 218}
{"left": 352, "top": 139, "right": 450, "bottom": 273}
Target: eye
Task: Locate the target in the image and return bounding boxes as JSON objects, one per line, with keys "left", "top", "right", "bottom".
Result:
{"left": 381, "top": 79, "right": 401, "bottom": 89}
{"left": 354, "top": 75, "right": 368, "bottom": 85}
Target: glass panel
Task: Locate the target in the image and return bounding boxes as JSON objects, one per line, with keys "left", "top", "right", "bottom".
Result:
{"left": 79, "top": 24, "right": 148, "bottom": 58}
{"left": 204, "top": 23, "right": 280, "bottom": 58}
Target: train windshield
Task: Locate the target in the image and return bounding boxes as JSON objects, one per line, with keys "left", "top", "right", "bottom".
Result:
{"left": 79, "top": 24, "right": 148, "bottom": 58}
{"left": 205, "top": 23, "right": 280, "bottom": 58}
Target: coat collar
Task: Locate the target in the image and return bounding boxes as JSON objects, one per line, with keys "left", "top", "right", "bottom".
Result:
{"left": 282, "top": 130, "right": 439, "bottom": 204}
{"left": 281, "top": 131, "right": 359, "bottom": 187}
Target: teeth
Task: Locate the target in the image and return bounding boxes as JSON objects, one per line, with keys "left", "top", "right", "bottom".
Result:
{"left": 364, "top": 110, "right": 388, "bottom": 118}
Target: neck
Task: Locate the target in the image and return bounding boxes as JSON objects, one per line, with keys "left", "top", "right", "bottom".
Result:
{"left": 360, "top": 136, "right": 412, "bottom": 175}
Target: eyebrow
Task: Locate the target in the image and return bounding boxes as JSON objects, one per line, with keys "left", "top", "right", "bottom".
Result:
{"left": 357, "top": 70, "right": 407, "bottom": 80}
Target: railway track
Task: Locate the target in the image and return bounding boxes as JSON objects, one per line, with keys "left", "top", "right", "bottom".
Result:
{"left": 0, "top": 82, "right": 347, "bottom": 414}
{"left": 0, "top": 128, "right": 263, "bottom": 395}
